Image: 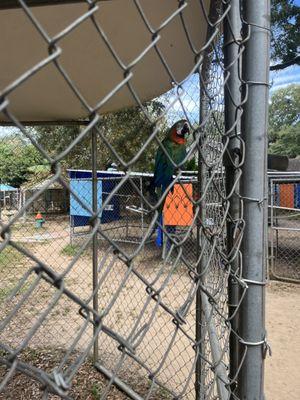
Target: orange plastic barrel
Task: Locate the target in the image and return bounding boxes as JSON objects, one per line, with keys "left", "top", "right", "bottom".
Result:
{"left": 163, "top": 184, "right": 193, "bottom": 226}
{"left": 279, "top": 184, "right": 294, "bottom": 208}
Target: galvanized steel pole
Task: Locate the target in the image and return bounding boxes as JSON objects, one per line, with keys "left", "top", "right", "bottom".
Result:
{"left": 239, "top": 0, "right": 270, "bottom": 398}
{"left": 195, "top": 73, "right": 207, "bottom": 400}
{"left": 223, "top": 0, "right": 242, "bottom": 394}
{"left": 92, "top": 127, "right": 99, "bottom": 364}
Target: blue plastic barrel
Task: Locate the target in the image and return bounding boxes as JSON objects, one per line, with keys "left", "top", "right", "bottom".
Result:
{"left": 295, "top": 183, "right": 300, "bottom": 209}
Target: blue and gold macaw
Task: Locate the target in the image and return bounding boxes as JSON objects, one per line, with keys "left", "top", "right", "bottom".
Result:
{"left": 150, "top": 119, "right": 190, "bottom": 246}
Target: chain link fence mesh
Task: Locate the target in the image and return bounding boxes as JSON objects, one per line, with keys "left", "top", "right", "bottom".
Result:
{"left": 0, "top": 1, "right": 267, "bottom": 399}
{"left": 268, "top": 175, "right": 300, "bottom": 282}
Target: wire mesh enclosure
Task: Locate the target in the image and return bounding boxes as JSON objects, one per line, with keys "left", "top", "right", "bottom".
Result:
{"left": 0, "top": 1, "right": 270, "bottom": 399}
{"left": 268, "top": 173, "right": 300, "bottom": 283}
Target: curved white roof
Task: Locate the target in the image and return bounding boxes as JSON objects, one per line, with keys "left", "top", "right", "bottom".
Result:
{"left": 0, "top": 0, "right": 209, "bottom": 123}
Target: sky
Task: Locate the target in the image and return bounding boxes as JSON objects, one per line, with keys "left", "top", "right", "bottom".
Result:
{"left": 0, "top": 65, "right": 299, "bottom": 137}
{"left": 270, "top": 65, "right": 300, "bottom": 93}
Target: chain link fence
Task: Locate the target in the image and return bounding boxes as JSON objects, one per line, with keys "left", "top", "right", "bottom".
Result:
{"left": 268, "top": 173, "right": 300, "bottom": 283}
{"left": 0, "top": 1, "right": 270, "bottom": 399}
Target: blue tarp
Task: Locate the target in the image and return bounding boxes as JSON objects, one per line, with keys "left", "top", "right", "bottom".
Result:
{"left": 0, "top": 184, "right": 17, "bottom": 191}
{"left": 68, "top": 170, "right": 121, "bottom": 226}
{"left": 70, "top": 179, "right": 102, "bottom": 217}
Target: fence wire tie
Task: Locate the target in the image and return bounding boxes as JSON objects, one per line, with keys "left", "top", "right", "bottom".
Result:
{"left": 239, "top": 195, "right": 267, "bottom": 208}
{"left": 263, "top": 339, "right": 272, "bottom": 359}
{"left": 245, "top": 80, "right": 271, "bottom": 88}
{"left": 239, "top": 336, "right": 272, "bottom": 358}
{"left": 52, "top": 369, "right": 70, "bottom": 392}
{"left": 243, "top": 278, "right": 267, "bottom": 286}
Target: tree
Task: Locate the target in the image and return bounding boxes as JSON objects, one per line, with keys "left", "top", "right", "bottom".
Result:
{"left": 0, "top": 137, "right": 45, "bottom": 187}
{"left": 269, "top": 84, "right": 300, "bottom": 138}
{"left": 33, "top": 100, "right": 167, "bottom": 172}
{"left": 268, "top": 84, "right": 300, "bottom": 157}
{"left": 270, "top": 0, "right": 300, "bottom": 71}
{"left": 269, "top": 124, "right": 300, "bottom": 158}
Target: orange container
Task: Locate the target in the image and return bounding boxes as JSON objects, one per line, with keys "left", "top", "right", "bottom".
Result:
{"left": 279, "top": 184, "right": 294, "bottom": 208}
{"left": 163, "top": 184, "right": 193, "bottom": 226}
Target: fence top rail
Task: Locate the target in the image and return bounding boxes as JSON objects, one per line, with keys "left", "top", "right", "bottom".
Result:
{"left": 67, "top": 169, "right": 200, "bottom": 179}
{"left": 268, "top": 172, "right": 300, "bottom": 179}
{"left": 268, "top": 205, "right": 300, "bottom": 213}
{"left": 270, "top": 178, "right": 300, "bottom": 185}
{"left": 272, "top": 226, "right": 300, "bottom": 232}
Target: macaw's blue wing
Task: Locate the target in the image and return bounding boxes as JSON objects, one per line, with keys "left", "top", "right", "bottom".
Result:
{"left": 153, "top": 142, "right": 174, "bottom": 192}
{"left": 154, "top": 140, "right": 187, "bottom": 191}
{"left": 152, "top": 138, "right": 186, "bottom": 248}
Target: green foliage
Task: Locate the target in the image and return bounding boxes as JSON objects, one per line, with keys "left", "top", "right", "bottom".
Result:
{"left": 269, "top": 85, "right": 300, "bottom": 137}
{"left": 33, "top": 125, "right": 88, "bottom": 169}
{"left": 271, "top": 0, "right": 300, "bottom": 68}
{"left": 33, "top": 101, "right": 167, "bottom": 172}
{"left": 0, "top": 137, "right": 45, "bottom": 187}
{"left": 185, "top": 158, "right": 197, "bottom": 171}
{"left": 100, "top": 100, "right": 167, "bottom": 171}
{"left": 269, "top": 124, "right": 300, "bottom": 158}
{"left": 268, "top": 85, "right": 300, "bottom": 157}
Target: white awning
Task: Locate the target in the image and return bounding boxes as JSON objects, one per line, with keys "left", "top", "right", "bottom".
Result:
{"left": 0, "top": 0, "right": 209, "bottom": 123}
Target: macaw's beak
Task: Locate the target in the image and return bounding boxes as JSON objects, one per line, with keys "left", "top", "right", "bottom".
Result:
{"left": 177, "top": 122, "right": 190, "bottom": 137}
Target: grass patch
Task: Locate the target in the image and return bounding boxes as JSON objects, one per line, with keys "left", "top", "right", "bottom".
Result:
{"left": 155, "top": 386, "right": 173, "bottom": 399}
{"left": 12, "top": 223, "right": 48, "bottom": 236}
{"left": 0, "top": 279, "right": 34, "bottom": 302}
{"left": 0, "top": 246, "right": 27, "bottom": 301}
{"left": 0, "top": 286, "right": 12, "bottom": 302}
{"left": 61, "top": 243, "right": 90, "bottom": 258}
{"left": 0, "top": 246, "right": 24, "bottom": 272}
{"left": 91, "top": 383, "right": 103, "bottom": 399}
{"left": 61, "top": 244, "right": 81, "bottom": 257}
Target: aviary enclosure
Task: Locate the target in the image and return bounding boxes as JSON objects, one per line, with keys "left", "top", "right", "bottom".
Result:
{"left": 0, "top": 1, "right": 270, "bottom": 399}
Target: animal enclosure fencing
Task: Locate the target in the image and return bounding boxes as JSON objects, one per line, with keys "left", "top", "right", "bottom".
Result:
{"left": 0, "top": 1, "right": 270, "bottom": 399}
{"left": 268, "top": 173, "right": 300, "bottom": 283}
{"left": 0, "top": 186, "right": 19, "bottom": 214}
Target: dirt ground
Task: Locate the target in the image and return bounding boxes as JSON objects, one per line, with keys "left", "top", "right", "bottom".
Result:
{"left": 265, "top": 282, "right": 300, "bottom": 400}
{"left": 0, "top": 216, "right": 299, "bottom": 399}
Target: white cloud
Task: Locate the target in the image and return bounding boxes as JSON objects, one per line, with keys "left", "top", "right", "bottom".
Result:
{"left": 270, "top": 65, "right": 300, "bottom": 92}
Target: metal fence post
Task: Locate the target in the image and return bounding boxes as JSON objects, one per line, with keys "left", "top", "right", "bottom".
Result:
{"left": 92, "top": 126, "right": 99, "bottom": 364}
{"left": 223, "top": 0, "right": 242, "bottom": 393}
{"left": 196, "top": 3, "right": 223, "bottom": 398}
{"left": 239, "top": 0, "right": 270, "bottom": 398}
{"left": 195, "top": 97, "right": 207, "bottom": 400}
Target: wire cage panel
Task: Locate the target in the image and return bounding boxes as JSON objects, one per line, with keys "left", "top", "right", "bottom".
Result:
{"left": 268, "top": 175, "right": 300, "bottom": 282}
{"left": 0, "top": 1, "right": 270, "bottom": 399}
